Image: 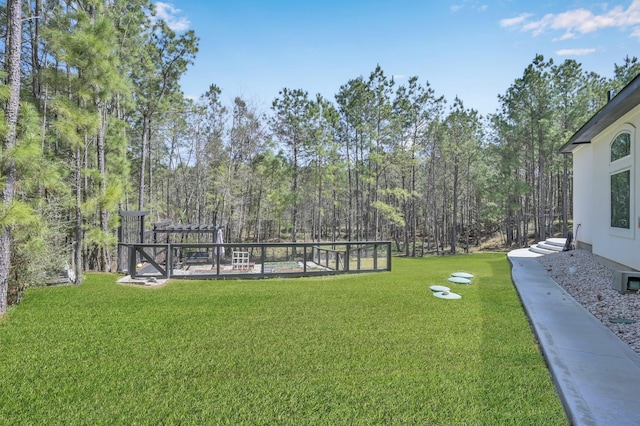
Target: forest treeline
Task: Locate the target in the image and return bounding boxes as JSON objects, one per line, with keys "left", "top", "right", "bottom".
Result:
{"left": 1, "top": 1, "right": 640, "bottom": 311}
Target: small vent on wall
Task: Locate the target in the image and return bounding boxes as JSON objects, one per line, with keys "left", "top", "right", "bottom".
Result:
{"left": 611, "top": 270, "right": 640, "bottom": 294}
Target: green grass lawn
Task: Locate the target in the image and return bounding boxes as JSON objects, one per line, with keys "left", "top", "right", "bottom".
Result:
{"left": 0, "top": 253, "right": 567, "bottom": 425}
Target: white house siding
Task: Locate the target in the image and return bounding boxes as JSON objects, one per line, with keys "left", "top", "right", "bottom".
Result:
{"left": 583, "top": 106, "right": 640, "bottom": 271}
{"left": 572, "top": 143, "right": 593, "bottom": 249}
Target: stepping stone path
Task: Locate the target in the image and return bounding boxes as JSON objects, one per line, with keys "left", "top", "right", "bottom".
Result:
{"left": 430, "top": 271, "right": 474, "bottom": 300}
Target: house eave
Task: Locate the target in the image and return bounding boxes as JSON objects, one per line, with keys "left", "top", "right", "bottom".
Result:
{"left": 560, "top": 74, "right": 640, "bottom": 153}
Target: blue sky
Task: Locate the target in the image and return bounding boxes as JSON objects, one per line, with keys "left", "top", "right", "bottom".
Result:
{"left": 154, "top": 0, "right": 640, "bottom": 117}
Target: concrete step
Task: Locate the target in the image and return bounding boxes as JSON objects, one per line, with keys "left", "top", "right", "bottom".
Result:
{"left": 529, "top": 245, "right": 558, "bottom": 255}
{"left": 545, "top": 238, "right": 567, "bottom": 248}
{"left": 536, "top": 242, "right": 564, "bottom": 252}
{"left": 528, "top": 238, "right": 568, "bottom": 256}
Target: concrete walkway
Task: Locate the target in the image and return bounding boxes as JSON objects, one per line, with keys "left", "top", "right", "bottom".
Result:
{"left": 508, "top": 248, "right": 640, "bottom": 426}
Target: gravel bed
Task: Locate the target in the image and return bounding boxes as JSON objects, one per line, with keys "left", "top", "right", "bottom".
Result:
{"left": 535, "top": 249, "right": 640, "bottom": 355}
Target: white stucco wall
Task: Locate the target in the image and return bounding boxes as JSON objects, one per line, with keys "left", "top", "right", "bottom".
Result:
{"left": 578, "top": 105, "right": 640, "bottom": 270}
{"left": 572, "top": 143, "right": 593, "bottom": 247}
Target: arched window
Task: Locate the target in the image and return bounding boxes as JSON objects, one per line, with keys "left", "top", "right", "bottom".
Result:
{"left": 611, "top": 132, "right": 631, "bottom": 162}
{"left": 609, "top": 129, "right": 634, "bottom": 232}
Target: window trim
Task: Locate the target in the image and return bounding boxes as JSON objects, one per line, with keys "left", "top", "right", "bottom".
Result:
{"left": 608, "top": 125, "right": 635, "bottom": 239}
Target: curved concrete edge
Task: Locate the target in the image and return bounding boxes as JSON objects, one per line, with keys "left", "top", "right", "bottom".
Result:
{"left": 508, "top": 249, "right": 640, "bottom": 426}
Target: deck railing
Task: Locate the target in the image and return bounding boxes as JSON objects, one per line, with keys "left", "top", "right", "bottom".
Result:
{"left": 123, "top": 241, "right": 391, "bottom": 280}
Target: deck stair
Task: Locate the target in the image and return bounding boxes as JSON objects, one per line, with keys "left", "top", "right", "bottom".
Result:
{"left": 529, "top": 237, "right": 567, "bottom": 255}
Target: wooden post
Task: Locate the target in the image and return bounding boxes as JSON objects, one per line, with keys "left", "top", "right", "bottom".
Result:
{"left": 139, "top": 214, "right": 146, "bottom": 243}
{"left": 129, "top": 245, "right": 137, "bottom": 278}
{"left": 166, "top": 244, "right": 172, "bottom": 279}
{"left": 303, "top": 246, "right": 307, "bottom": 273}
{"left": 373, "top": 244, "right": 378, "bottom": 270}
{"left": 345, "top": 244, "right": 350, "bottom": 272}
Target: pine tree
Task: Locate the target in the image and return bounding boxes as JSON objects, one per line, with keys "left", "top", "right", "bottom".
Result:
{"left": 131, "top": 20, "right": 198, "bottom": 211}
{"left": 0, "top": 0, "right": 22, "bottom": 313}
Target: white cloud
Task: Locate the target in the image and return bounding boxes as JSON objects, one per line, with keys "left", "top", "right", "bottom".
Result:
{"left": 556, "top": 30, "right": 577, "bottom": 41}
{"left": 451, "top": 1, "right": 489, "bottom": 13}
{"left": 393, "top": 74, "right": 406, "bottom": 81}
{"left": 556, "top": 48, "right": 597, "bottom": 56}
{"left": 154, "top": 2, "right": 190, "bottom": 31}
{"left": 500, "top": 13, "right": 533, "bottom": 28}
{"left": 502, "top": 0, "right": 640, "bottom": 41}
{"left": 522, "top": 13, "right": 554, "bottom": 36}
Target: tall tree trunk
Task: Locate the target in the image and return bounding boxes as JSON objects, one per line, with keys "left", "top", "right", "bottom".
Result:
{"left": 148, "top": 125, "right": 153, "bottom": 211}
{"left": 316, "top": 167, "right": 322, "bottom": 242}
{"left": 430, "top": 163, "right": 440, "bottom": 254}
{"left": 465, "top": 157, "right": 471, "bottom": 254}
{"left": 538, "top": 154, "right": 547, "bottom": 241}
{"left": 74, "top": 142, "right": 84, "bottom": 285}
{"left": 411, "top": 158, "right": 417, "bottom": 257}
{"left": 0, "top": 0, "right": 22, "bottom": 313}
{"left": 451, "top": 161, "right": 459, "bottom": 254}
{"left": 346, "top": 134, "right": 353, "bottom": 240}
{"left": 138, "top": 115, "right": 149, "bottom": 210}
{"left": 28, "top": 0, "right": 42, "bottom": 101}
{"left": 83, "top": 133, "right": 90, "bottom": 270}
{"left": 97, "top": 105, "right": 109, "bottom": 271}
{"left": 291, "top": 146, "right": 298, "bottom": 244}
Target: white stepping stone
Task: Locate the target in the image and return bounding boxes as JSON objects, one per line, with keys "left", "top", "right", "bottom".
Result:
{"left": 451, "top": 272, "right": 474, "bottom": 279}
{"left": 448, "top": 276, "right": 471, "bottom": 284}
{"left": 433, "top": 291, "right": 462, "bottom": 299}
